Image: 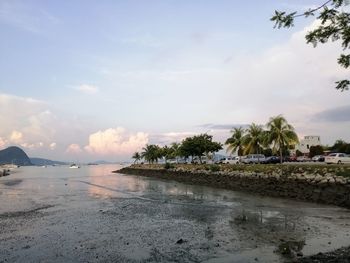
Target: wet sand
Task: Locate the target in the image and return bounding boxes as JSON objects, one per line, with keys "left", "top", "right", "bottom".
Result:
{"left": 0, "top": 165, "right": 350, "bottom": 262}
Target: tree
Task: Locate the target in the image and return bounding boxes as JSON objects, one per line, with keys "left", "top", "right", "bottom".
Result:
{"left": 309, "top": 145, "right": 324, "bottom": 158}
{"left": 132, "top": 152, "right": 141, "bottom": 164}
{"left": 170, "top": 142, "right": 181, "bottom": 163}
{"left": 179, "top": 134, "right": 222, "bottom": 163}
{"left": 161, "top": 145, "right": 174, "bottom": 163}
{"left": 271, "top": 0, "right": 350, "bottom": 91}
{"left": 225, "top": 127, "right": 245, "bottom": 156}
{"left": 242, "top": 123, "right": 265, "bottom": 155}
{"left": 330, "top": 139, "right": 350, "bottom": 153}
{"left": 266, "top": 115, "right": 299, "bottom": 163}
{"left": 262, "top": 148, "right": 273, "bottom": 157}
{"left": 141, "top": 144, "right": 161, "bottom": 164}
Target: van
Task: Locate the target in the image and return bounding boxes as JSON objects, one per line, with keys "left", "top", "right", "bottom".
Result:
{"left": 242, "top": 154, "right": 266, "bottom": 164}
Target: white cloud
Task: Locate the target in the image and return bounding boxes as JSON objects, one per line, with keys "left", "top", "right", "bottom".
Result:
{"left": 0, "top": 94, "right": 57, "bottom": 147}
{"left": 9, "top": 130, "right": 23, "bottom": 143}
{"left": 49, "top": 142, "right": 57, "bottom": 150}
{"left": 73, "top": 84, "right": 100, "bottom": 94}
{"left": 85, "top": 127, "right": 148, "bottom": 156}
{"left": 20, "top": 142, "right": 44, "bottom": 150}
{"left": 66, "top": 143, "right": 82, "bottom": 154}
{"left": 0, "top": 0, "right": 59, "bottom": 34}
{"left": 150, "top": 131, "right": 196, "bottom": 145}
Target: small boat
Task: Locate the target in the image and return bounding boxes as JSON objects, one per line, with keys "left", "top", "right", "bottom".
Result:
{"left": 69, "top": 164, "right": 80, "bottom": 169}
{"left": 1, "top": 164, "right": 19, "bottom": 170}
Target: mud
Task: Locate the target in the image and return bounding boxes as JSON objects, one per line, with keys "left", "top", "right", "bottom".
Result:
{"left": 0, "top": 165, "right": 350, "bottom": 262}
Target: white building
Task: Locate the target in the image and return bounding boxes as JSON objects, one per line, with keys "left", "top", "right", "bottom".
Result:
{"left": 294, "top": 135, "right": 321, "bottom": 154}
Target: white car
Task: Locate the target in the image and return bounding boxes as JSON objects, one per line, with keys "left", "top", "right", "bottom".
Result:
{"left": 325, "top": 153, "right": 350, "bottom": 164}
{"left": 242, "top": 154, "right": 266, "bottom": 164}
{"left": 221, "top": 156, "right": 240, "bottom": 164}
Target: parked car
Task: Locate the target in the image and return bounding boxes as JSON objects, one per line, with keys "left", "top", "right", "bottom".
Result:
{"left": 264, "top": 156, "right": 281, "bottom": 164}
{"left": 220, "top": 156, "right": 240, "bottom": 164}
{"left": 283, "top": 156, "right": 297, "bottom": 162}
{"left": 325, "top": 153, "right": 350, "bottom": 164}
{"left": 242, "top": 154, "right": 266, "bottom": 164}
{"left": 311, "top": 155, "right": 325, "bottom": 162}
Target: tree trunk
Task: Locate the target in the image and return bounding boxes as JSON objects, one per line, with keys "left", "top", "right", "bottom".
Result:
{"left": 280, "top": 147, "right": 283, "bottom": 164}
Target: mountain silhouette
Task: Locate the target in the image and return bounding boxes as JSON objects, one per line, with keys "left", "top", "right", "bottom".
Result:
{"left": 0, "top": 146, "right": 32, "bottom": 166}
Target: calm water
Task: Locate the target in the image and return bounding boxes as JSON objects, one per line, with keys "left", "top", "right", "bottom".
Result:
{"left": 1, "top": 165, "right": 350, "bottom": 262}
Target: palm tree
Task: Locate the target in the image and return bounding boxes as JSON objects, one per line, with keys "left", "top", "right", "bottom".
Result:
{"left": 170, "top": 142, "right": 181, "bottom": 163}
{"left": 225, "top": 127, "right": 245, "bottom": 156}
{"left": 141, "top": 144, "right": 161, "bottom": 164}
{"left": 132, "top": 152, "right": 141, "bottom": 164}
{"left": 242, "top": 123, "right": 264, "bottom": 155}
{"left": 266, "top": 115, "right": 299, "bottom": 163}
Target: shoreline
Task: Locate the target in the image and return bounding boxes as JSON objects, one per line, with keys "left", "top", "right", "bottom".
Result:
{"left": 115, "top": 164, "right": 350, "bottom": 209}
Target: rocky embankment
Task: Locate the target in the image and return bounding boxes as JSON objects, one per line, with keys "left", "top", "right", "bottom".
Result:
{"left": 0, "top": 169, "right": 10, "bottom": 177}
{"left": 116, "top": 164, "right": 350, "bottom": 209}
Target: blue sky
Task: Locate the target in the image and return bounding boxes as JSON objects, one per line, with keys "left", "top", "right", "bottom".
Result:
{"left": 1, "top": 0, "right": 349, "bottom": 161}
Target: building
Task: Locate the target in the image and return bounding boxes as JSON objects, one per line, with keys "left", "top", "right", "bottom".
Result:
{"left": 294, "top": 135, "right": 321, "bottom": 155}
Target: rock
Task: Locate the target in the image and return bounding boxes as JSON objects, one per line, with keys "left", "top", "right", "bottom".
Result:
{"left": 176, "top": 238, "right": 186, "bottom": 244}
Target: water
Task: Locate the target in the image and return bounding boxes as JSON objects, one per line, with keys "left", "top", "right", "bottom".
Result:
{"left": 0, "top": 165, "right": 350, "bottom": 262}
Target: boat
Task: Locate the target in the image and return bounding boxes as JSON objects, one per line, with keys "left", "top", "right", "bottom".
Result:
{"left": 69, "top": 164, "right": 80, "bottom": 169}
{"left": 1, "top": 164, "right": 19, "bottom": 170}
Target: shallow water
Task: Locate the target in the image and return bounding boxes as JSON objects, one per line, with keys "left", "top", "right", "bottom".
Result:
{"left": 0, "top": 165, "right": 349, "bottom": 262}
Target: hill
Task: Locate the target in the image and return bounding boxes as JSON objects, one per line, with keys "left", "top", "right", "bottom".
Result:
{"left": 30, "top": 158, "right": 68, "bottom": 166}
{"left": 0, "top": 146, "right": 32, "bottom": 166}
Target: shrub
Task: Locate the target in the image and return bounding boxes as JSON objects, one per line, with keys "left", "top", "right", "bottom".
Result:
{"left": 164, "top": 163, "right": 175, "bottom": 169}
{"left": 209, "top": 164, "right": 220, "bottom": 172}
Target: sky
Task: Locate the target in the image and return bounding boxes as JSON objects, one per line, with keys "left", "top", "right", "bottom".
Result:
{"left": 0, "top": 0, "right": 350, "bottom": 162}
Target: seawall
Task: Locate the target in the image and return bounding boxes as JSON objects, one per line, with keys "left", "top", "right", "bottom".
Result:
{"left": 116, "top": 166, "right": 350, "bottom": 208}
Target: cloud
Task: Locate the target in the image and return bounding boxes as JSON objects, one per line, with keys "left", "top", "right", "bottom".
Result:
{"left": 9, "top": 130, "right": 23, "bottom": 143}
{"left": 0, "top": 94, "right": 57, "bottom": 146}
{"left": 85, "top": 127, "right": 148, "bottom": 156}
{"left": 149, "top": 131, "right": 196, "bottom": 145}
{"left": 312, "top": 105, "right": 350, "bottom": 122}
{"left": 0, "top": 137, "right": 7, "bottom": 149}
{"left": 0, "top": 0, "right": 59, "bottom": 33}
{"left": 49, "top": 142, "right": 57, "bottom": 150}
{"left": 66, "top": 144, "right": 82, "bottom": 154}
{"left": 20, "top": 142, "right": 44, "bottom": 150}
{"left": 0, "top": 95, "right": 56, "bottom": 151}
{"left": 198, "top": 123, "right": 249, "bottom": 130}
{"left": 73, "top": 84, "right": 100, "bottom": 94}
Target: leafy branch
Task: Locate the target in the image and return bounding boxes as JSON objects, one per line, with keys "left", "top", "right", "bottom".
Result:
{"left": 271, "top": 0, "right": 349, "bottom": 91}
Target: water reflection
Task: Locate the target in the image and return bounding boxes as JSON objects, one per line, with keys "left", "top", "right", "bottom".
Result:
{"left": 86, "top": 165, "right": 149, "bottom": 198}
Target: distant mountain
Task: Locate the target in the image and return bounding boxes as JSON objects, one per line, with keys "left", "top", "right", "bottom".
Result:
{"left": 30, "top": 157, "right": 68, "bottom": 166}
{"left": 0, "top": 146, "right": 32, "bottom": 166}
{"left": 93, "top": 160, "right": 116, "bottom": 164}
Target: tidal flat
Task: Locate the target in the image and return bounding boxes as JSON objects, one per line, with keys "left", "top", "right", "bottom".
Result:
{"left": 1, "top": 165, "right": 350, "bottom": 262}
